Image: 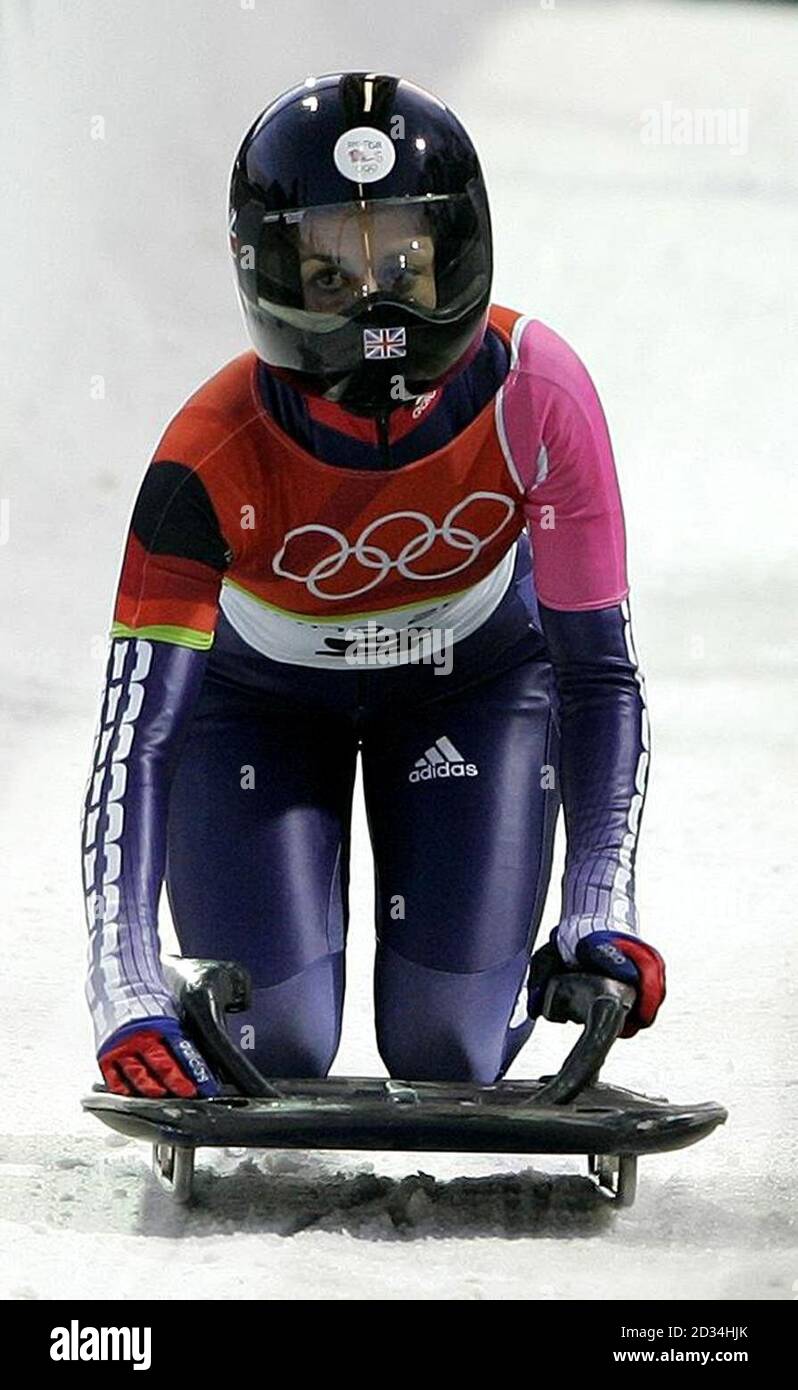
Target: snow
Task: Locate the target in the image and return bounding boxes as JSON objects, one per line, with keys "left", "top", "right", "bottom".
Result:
{"left": 1, "top": 0, "right": 796, "bottom": 1300}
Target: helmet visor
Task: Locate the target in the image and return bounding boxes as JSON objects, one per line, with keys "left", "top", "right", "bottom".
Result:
{"left": 234, "top": 189, "right": 490, "bottom": 332}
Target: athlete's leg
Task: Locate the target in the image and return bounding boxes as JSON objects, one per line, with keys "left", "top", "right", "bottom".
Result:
{"left": 363, "top": 656, "right": 560, "bottom": 1084}
{"left": 165, "top": 669, "right": 357, "bottom": 1078}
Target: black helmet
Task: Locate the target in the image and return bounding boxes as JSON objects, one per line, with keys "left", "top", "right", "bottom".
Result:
{"left": 229, "top": 73, "right": 493, "bottom": 414}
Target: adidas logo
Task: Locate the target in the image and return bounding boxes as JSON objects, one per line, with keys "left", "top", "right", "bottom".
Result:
{"left": 409, "top": 736, "right": 478, "bottom": 784}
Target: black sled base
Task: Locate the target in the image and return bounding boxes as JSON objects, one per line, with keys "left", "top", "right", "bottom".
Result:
{"left": 82, "top": 958, "right": 727, "bottom": 1209}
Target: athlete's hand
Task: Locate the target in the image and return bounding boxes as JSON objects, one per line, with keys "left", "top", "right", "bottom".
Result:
{"left": 528, "top": 926, "right": 666, "bottom": 1038}
{"left": 98, "top": 1018, "right": 220, "bottom": 1098}
{"left": 556, "top": 926, "right": 666, "bottom": 1038}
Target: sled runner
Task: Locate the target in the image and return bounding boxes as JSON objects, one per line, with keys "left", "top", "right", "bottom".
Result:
{"left": 82, "top": 957, "right": 727, "bottom": 1208}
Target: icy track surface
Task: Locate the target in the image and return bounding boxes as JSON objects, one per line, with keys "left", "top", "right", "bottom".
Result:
{"left": 1, "top": 1, "right": 796, "bottom": 1299}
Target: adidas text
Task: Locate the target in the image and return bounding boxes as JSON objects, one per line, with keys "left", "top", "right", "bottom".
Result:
{"left": 409, "top": 762, "right": 478, "bottom": 783}
{"left": 410, "top": 736, "right": 478, "bottom": 783}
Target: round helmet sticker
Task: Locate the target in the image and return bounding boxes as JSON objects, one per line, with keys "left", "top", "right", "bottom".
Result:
{"left": 333, "top": 126, "right": 396, "bottom": 184}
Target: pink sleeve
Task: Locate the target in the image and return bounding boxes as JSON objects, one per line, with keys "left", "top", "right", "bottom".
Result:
{"left": 497, "top": 319, "right": 629, "bottom": 611}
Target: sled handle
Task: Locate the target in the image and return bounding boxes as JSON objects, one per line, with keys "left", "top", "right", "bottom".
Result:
{"left": 531, "top": 972, "right": 637, "bottom": 1106}
{"left": 163, "top": 956, "right": 635, "bottom": 1106}
{"left": 163, "top": 958, "right": 280, "bottom": 1098}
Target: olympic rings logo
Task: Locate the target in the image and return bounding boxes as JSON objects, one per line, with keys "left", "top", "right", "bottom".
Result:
{"left": 272, "top": 491, "right": 518, "bottom": 601}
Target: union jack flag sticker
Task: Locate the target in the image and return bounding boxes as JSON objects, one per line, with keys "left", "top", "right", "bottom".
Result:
{"left": 362, "top": 326, "right": 407, "bottom": 359}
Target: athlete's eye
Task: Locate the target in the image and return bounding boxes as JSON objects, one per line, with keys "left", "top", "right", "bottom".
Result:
{"left": 380, "top": 247, "right": 433, "bottom": 298}
{"left": 390, "top": 266, "right": 421, "bottom": 286}
{"left": 310, "top": 266, "right": 346, "bottom": 293}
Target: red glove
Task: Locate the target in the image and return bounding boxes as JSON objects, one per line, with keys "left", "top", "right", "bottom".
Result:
{"left": 99, "top": 1019, "right": 219, "bottom": 1098}
{"left": 572, "top": 931, "right": 666, "bottom": 1038}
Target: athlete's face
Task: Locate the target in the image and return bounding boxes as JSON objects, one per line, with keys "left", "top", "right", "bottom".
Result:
{"left": 298, "top": 203, "right": 436, "bottom": 314}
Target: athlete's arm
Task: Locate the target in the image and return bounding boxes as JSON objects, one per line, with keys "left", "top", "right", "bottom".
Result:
{"left": 82, "top": 460, "right": 229, "bottom": 1055}
{"left": 537, "top": 600, "right": 648, "bottom": 949}
{"left": 503, "top": 321, "right": 664, "bottom": 1031}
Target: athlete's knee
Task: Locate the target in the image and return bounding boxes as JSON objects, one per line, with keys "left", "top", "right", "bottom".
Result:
{"left": 228, "top": 952, "right": 344, "bottom": 1079}
{"left": 375, "top": 942, "right": 532, "bottom": 1085}
{"left": 378, "top": 1021, "right": 504, "bottom": 1085}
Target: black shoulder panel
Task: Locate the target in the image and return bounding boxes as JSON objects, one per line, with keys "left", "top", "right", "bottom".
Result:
{"left": 131, "top": 461, "right": 231, "bottom": 570}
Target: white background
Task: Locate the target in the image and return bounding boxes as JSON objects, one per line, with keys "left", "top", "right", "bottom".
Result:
{"left": 0, "top": 0, "right": 796, "bottom": 1299}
